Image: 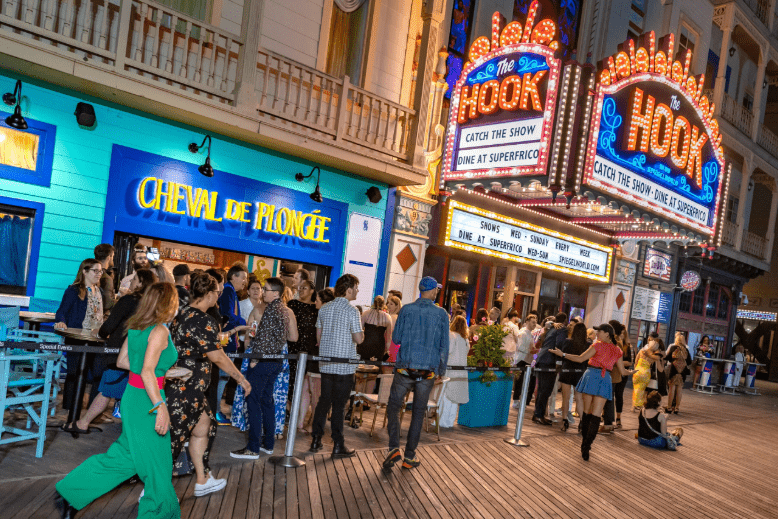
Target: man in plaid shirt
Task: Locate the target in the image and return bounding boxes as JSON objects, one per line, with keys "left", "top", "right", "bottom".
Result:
{"left": 310, "top": 274, "right": 364, "bottom": 458}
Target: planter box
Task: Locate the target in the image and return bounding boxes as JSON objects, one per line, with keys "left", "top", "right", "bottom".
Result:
{"left": 457, "top": 371, "right": 513, "bottom": 427}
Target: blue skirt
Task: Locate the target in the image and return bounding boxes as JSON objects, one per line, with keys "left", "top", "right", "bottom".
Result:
{"left": 576, "top": 367, "right": 613, "bottom": 400}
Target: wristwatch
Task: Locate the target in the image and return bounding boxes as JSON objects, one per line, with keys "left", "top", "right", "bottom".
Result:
{"left": 562, "top": 353, "right": 566, "bottom": 358}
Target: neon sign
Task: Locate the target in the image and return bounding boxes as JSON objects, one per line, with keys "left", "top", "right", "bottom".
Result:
{"left": 736, "top": 310, "right": 777, "bottom": 322}
{"left": 443, "top": 0, "right": 561, "bottom": 181}
{"left": 137, "top": 176, "right": 332, "bottom": 243}
{"left": 582, "top": 32, "right": 725, "bottom": 235}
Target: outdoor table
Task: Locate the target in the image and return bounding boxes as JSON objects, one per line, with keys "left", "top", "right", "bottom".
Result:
{"left": 53, "top": 328, "right": 106, "bottom": 437}
{"left": 742, "top": 362, "right": 765, "bottom": 395}
{"left": 19, "top": 312, "right": 56, "bottom": 332}
{"left": 692, "top": 357, "right": 726, "bottom": 394}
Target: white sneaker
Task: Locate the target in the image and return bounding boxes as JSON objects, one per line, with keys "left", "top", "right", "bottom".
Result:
{"left": 259, "top": 447, "right": 274, "bottom": 455}
{"left": 138, "top": 488, "right": 144, "bottom": 503}
{"left": 194, "top": 474, "right": 227, "bottom": 497}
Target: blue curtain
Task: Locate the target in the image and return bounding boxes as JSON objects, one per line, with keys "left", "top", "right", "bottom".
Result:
{"left": 0, "top": 214, "right": 32, "bottom": 286}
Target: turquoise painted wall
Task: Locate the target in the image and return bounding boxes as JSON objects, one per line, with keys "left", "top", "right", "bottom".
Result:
{"left": 0, "top": 73, "right": 388, "bottom": 303}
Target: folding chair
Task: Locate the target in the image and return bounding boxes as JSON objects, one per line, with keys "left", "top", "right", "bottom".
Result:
{"left": 356, "top": 373, "right": 394, "bottom": 436}
{"left": 401, "top": 376, "right": 450, "bottom": 441}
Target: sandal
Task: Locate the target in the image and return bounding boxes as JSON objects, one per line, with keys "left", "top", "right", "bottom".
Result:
{"left": 561, "top": 419, "right": 569, "bottom": 432}
{"left": 60, "top": 423, "right": 90, "bottom": 435}
{"left": 614, "top": 419, "right": 622, "bottom": 430}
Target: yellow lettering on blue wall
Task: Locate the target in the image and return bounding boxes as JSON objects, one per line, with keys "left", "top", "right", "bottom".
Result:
{"left": 138, "top": 177, "right": 156, "bottom": 208}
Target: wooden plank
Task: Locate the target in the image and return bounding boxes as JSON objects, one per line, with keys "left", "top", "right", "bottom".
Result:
{"left": 361, "top": 450, "right": 421, "bottom": 519}
{"left": 336, "top": 456, "right": 374, "bottom": 519}
{"left": 347, "top": 452, "right": 390, "bottom": 519}
{"left": 286, "top": 466, "right": 299, "bottom": 519}
{"left": 9, "top": 478, "right": 57, "bottom": 518}
{"left": 218, "top": 464, "right": 243, "bottom": 519}
{"left": 305, "top": 454, "right": 327, "bottom": 519}
{"left": 2, "top": 478, "right": 51, "bottom": 518}
{"left": 260, "top": 461, "right": 276, "bottom": 518}
{"left": 273, "top": 463, "right": 286, "bottom": 519}
{"left": 245, "top": 460, "right": 266, "bottom": 519}
{"left": 322, "top": 454, "right": 358, "bottom": 519}
{"left": 407, "top": 458, "right": 467, "bottom": 519}
{"left": 418, "top": 447, "right": 490, "bottom": 519}
{"left": 355, "top": 451, "right": 410, "bottom": 519}
{"left": 204, "top": 466, "right": 230, "bottom": 517}
{"left": 296, "top": 462, "right": 313, "bottom": 519}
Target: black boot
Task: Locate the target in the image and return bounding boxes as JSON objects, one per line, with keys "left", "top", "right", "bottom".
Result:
{"left": 331, "top": 442, "right": 356, "bottom": 458}
{"left": 310, "top": 435, "right": 323, "bottom": 452}
{"left": 582, "top": 415, "right": 601, "bottom": 461}
{"left": 578, "top": 412, "right": 590, "bottom": 435}
{"left": 55, "top": 493, "right": 77, "bottom": 519}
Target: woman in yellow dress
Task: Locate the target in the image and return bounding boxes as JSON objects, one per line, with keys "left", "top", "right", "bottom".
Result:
{"left": 632, "top": 333, "right": 663, "bottom": 411}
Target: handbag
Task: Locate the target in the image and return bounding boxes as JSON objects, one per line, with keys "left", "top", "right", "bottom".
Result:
{"left": 647, "top": 362, "right": 659, "bottom": 389}
{"left": 641, "top": 410, "right": 680, "bottom": 450}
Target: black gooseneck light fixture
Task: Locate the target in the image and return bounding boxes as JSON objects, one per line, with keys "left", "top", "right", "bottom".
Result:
{"left": 3, "top": 80, "right": 28, "bottom": 130}
{"left": 188, "top": 135, "right": 214, "bottom": 177}
{"left": 295, "top": 166, "right": 323, "bottom": 203}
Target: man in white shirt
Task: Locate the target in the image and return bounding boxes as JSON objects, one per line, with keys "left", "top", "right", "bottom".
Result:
{"left": 512, "top": 311, "right": 539, "bottom": 408}
{"left": 310, "top": 274, "right": 364, "bottom": 458}
{"left": 501, "top": 309, "right": 521, "bottom": 365}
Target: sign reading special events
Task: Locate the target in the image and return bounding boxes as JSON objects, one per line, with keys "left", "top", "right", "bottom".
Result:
{"left": 102, "top": 146, "right": 348, "bottom": 272}
{"left": 583, "top": 32, "right": 726, "bottom": 235}
{"left": 442, "top": 1, "right": 561, "bottom": 181}
{"left": 445, "top": 200, "right": 612, "bottom": 282}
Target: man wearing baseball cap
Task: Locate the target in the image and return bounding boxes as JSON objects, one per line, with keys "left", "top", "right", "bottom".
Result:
{"left": 382, "top": 276, "right": 449, "bottom": 470}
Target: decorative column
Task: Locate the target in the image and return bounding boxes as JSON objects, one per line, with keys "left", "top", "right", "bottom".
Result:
{"left": 735, "top": 159, "right": 752, "bottom": 250}
{"left": 382, "top": 195, "right": 436, "bottom": 305}
{"left": 752, "top": 55, "right": 767, "bottom": 140}
{"left": 761, "top": 180, "right": 778, "bottom": 261}
{"left": 232, "top": 0, "right": 263, "bottom": 115}
{"left": 713, "top": 23, "right": 733, "bottom": 114}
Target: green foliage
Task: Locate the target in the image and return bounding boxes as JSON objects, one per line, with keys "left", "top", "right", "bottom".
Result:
{"left": 467, "top": 321, "right": 509, "bottom": 385}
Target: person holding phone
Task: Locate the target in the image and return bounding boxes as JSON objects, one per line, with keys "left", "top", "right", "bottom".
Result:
{"left": 119, "top": 247, "right": 151, "bottom": 296}
{"left": 55, "top": 283, "right": 181, "bottom": 519}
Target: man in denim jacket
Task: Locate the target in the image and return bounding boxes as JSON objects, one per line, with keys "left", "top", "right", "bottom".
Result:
{"left": 382, "top": 276, "right": 449, "bottom": 470}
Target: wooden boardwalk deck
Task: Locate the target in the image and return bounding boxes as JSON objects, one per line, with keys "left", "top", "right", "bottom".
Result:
{"left": 2, "top": 383, "right": 777, "bottom": 518}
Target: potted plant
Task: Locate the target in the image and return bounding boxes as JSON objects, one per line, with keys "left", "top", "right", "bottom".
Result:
{"left": 458, "top": 319, "right": 514, "bottom": 427}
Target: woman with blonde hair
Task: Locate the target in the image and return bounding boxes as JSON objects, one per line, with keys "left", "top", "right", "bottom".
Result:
{"left": 664, "top": 331, "right": 691, "bottom": 414}
{"left": 360, "top": 295, "right": 393, "bottom": 361}
{"left": 56, "top": 283, "right": 181, "bottom": 518}
{"left": 632, "top": 333, "right": 663, "bottom": 411}
{"left": 438, "top": 316, "right": 470, "bottom": 427}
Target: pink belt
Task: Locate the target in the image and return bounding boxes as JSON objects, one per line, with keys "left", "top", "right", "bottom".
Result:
{"left": 128, "top": 373, "right": 164, "bottom": 390}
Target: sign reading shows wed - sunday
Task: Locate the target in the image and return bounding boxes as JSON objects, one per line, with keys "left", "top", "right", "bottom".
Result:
{"left": 445, "top": 200, "right": 612, "bottom": 282}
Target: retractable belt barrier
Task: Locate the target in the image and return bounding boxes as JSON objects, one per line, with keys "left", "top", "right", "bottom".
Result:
{"left": 0, "top": 341, "right": 529, "bottom": 372}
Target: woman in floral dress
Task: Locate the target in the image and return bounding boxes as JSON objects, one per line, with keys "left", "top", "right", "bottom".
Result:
{"left": 168, "top": 273, "right": 251, "bottom": 497}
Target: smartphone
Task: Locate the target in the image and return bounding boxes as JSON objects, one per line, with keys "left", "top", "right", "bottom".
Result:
{"left": 146, "top": 247, "right": 160, "bottom": 263}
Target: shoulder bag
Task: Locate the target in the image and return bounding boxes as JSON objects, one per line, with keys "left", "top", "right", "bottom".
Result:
{"left": 640, "top": 409, "right": 680, "bottom": 450}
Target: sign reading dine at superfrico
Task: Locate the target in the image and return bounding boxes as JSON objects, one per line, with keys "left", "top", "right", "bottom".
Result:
{"left": 445, "top": 200, "right": 612, "bottom": 282}
{"left": 443, "top": 0, "right": 561, "bottom": 181}
{"left": 582, "top": 31, "right": 726, "bottom": 235}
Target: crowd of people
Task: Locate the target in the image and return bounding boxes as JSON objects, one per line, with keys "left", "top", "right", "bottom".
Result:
{"left": 49, "top": 242, "right": 700, "bottom": 517}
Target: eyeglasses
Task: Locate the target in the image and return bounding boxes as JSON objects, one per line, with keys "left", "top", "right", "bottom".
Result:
{"left": 263, "top": 287, "right": 278, "bottom": 293}
{"left": 86, "top": 268, "right": 103, "bottom": 274}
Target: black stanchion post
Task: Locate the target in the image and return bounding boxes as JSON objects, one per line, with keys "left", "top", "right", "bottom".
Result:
{"left": 505, "top": 364, "right": 532, "bottom": 447}
{"left": 270, "top": 353, "right": 307, "bottom": 468}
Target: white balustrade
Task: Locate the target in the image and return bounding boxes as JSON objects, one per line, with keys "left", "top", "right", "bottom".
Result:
{"left": 757, "top": 125, "right": 778, "bottom": 158}
{"left": 722, "top": 220, "right": 738, "bottom": 247}
{"left": 721, "top": 93, "right": 754, "bottom": 137}
{"left": 742, "top": 229, "right": 768, "bottom": 259}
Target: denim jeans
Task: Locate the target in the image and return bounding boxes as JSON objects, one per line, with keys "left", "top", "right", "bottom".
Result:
{"left": 533, "top": 371, "right": 556, "bottom": 419}
{"left": 245, "top": 361, "right": 283, "bottom": 452}
{"left": 311, "top": 373, "right": 354, "bottom": 444}
{"left": 513, "top": 361, "right": 535, "bottom": 404}
{"left": 386, "top": 372, "right": 435, "bottom": 460}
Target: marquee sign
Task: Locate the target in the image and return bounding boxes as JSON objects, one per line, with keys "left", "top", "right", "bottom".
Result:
{"left": 582, "top": 32, "right": 726, "bottom": 235}
{"left": 736, "top": 310, "right": 777, "bottom": 322}
{"left": 444, "top": 200, "right": 612, "bottom": 282}
{"left": 443, "top": 1, "right": 562, "bottom": 181}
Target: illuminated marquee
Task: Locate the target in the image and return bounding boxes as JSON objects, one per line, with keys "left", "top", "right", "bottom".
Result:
{"left": 444, "top": 199, "right": 613, "bottom": 282}
{"left": 443, "top": 0, "right": 561, "bottom": 181}
{"left": 736, "top": 310, "right": 777, "bottom": 322}
{"left": 582, "top": 32, "right": 726, "bottom": 235}
{"left": 137, "top": 176, "right": 331, "bottom": 243}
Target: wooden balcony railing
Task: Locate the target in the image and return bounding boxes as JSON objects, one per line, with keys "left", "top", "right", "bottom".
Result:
{"left": 757, "top": 125, "right": 778, "bottom": 158}
{"left": 1, "top": 0, "right": 243, "bottom": 102}
{"left": 722, "top": 220, "right": 738, "bottom": 247}
{"left": 742, "top": 229, "right": 768, "bottom": 259}
{"left": 255, "top": 49, "right": 415, "bottom": 160}
{"left": 721, "top": 93, "right": 754, "bottom": 137}
{"left": 741, "top": 0, "right": 769, "bottom": 25}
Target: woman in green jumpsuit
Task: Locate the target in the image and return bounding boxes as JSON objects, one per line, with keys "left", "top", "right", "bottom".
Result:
{"left": 55, "top": 283, "right": 181, "bottom": 519}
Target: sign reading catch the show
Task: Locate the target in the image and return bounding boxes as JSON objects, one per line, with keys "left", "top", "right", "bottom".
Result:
{"left": 583, "top": 31, "right": 726, "bottom": 235}
{"left": 445, "top": 200, "right": 612, "bottom": 282}
{"left": 443, "top": 1, "right": 561, "bottom": 181}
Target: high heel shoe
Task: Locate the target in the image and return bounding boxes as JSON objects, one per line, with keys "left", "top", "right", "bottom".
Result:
{"left": 561, "top": 418, "right": 569, "bottom": 432}
{"left": 55, "top": 493, "right": 77, "bottom": 519}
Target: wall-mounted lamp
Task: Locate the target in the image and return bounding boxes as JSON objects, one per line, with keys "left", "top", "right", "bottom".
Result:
{"left": 764, "top": 79, "right": 769, "bottom": 89}
{"left": 748, "top": 178, "right": 754, "bottom": 191}
{"left": 188, "top": 135, "right": 214, "bottom": 177}
{"left": 2, "top": 80, "right": 27, "bottom": 130}
{"left": 74, "top": 102, "right": 96, "bottom": 127}
{"left": 729, "top": 46, "right": 736, "bottom": 57}
{"left": 295, "top": 166, "right": 322, "bottom": 203}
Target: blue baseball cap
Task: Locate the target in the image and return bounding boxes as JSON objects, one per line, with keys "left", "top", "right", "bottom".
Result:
{"left": 419, "top": 276, "right": 440, "bottom": 292}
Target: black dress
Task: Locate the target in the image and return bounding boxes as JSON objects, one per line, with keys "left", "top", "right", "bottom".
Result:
{"left": 360, "top": 323, "right": 387, "bottom": 361}
{"left": 558, "top": 338, "right": 590, "bottom": 386}
{"left": 168, "top": 306, "right": 220, "bottom": 475}
{"left": 288, "top": 300, "right": 319, "bottom": 373}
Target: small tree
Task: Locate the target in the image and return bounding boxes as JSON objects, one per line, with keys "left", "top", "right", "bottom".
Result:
{"left": 467, "top": 320, "right": 509, "bottom": 384}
